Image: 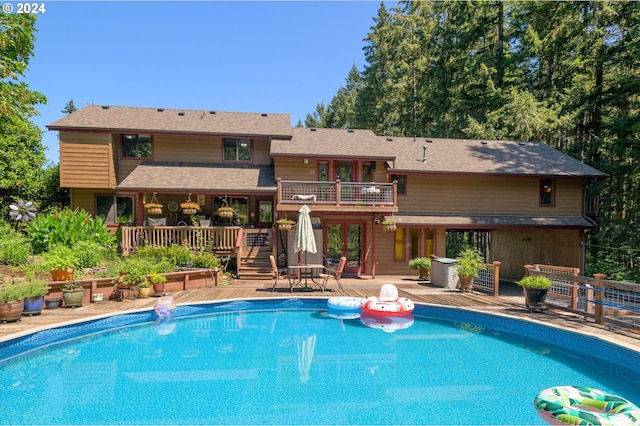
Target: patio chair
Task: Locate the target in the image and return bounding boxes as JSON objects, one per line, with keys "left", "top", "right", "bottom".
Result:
{"left": 319, "top": 256, "right": 346, "bottom": 292}
{"left": 270, "top": 255, "right": 296, "bottom": 292}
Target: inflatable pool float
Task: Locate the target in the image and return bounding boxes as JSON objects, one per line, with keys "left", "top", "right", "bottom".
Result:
{"left": 361, "top": 284, "right": 414, "bottom": 316}
{"left": 360, "top": 313, "right": 414, "bottom": 333}
{"left": 327, "top": 297, "right": 365, "bottom": 312}
{"left": 534, "top": 386, "right": 640, "bottom": 425}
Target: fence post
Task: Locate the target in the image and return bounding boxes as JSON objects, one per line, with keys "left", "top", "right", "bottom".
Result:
{"left": 593, "top": 273, "right": 606, "bottom": 324}
{"left": 524, "top": 264, "right": 534, "bottom": 277}
{"left": 336, "top": 178, "right": 341, "bottom": 206}
{"left": 571, "top": 267, "right": 580, "bottom": 310}
{"left": 492, "top": 261, "right": 501, "bottom": 297}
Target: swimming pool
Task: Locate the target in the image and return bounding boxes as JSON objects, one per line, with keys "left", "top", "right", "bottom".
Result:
{"left": 1, "top": 298, "right": 639, "bottom": 424}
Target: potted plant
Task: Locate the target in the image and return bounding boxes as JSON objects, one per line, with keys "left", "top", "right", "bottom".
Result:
{"left": 137, "top": 277, "right": 152, "bottom": 299}
{"left": 454, "top": 248, "right": 486, "bottom": 292}
{"left": 277, "top": 218, "right": 295, "bottom": 231}
{"left": 382, "top": 219, "right": 396, "bottom": 232}
{"left": 181, "top": 201, "right": 200, "bottom": 215}
{"left": 43, "top": 245, "right": 79, "bottom": 282}
{"left": 62, "top": 281, "right": 84, "bottom": 308}
{"left": 517, "top": 275, "right": 553, "bottom": 312}
{"left": 22, "top": 278, "right": 49, "bottom": 316}
{"left": 0, "top": 281, "right": 26, "bottom": 322}
{"left": 149, "top": 273, "right": 167, "bottom": 295}
{"left": 408, "top": 257, "right": 431, "bottom": 279}
{"left": 217, "top": 206, "right": 234, "bottom": 219}
{"left": 144, "top": 202, "right": 163, "bottom": 216}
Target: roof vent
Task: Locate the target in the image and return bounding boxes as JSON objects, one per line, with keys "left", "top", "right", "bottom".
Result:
{"left": 178, "top": 111, "right": 185, "bottom": 116}
{"left": 209, "top": 111, "right": 216, "bottom": 114}
{"left": 518, "top": 141, "right": 526, "bottom": 146}
{"left": 261, "top": 113, "right": 268, "bottom": 117}
{"left": 386, "top": 137, "right": 393, "bottom": 141}
{"left": 426, "top": 138, "right": 432, "bottom": 143}
{"left": 310, "top": 128, "right": 317, "bottom": 132}
{"left": 101, "top": 105, "right": 110, "bottom": 109}
{"left": 157, "top": 108, "right": 164, "bottom": 112}
{"left": 481, "top": 140, "right": 487, "bottom": 145}
{"left": 347, "top": 129, "right": 354, "bottom": 133}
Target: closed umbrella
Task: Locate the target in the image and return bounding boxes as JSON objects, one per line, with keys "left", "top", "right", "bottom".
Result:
{"left": 294, "top": 204, "right": 317, "bottom": 290}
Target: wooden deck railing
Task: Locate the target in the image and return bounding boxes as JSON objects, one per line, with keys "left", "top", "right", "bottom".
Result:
{"left": 278, "top": 178, "right": 397, "bottom": 207}
{"left": 524, "top": 264, "right": 640, "bottom": 331}
{"left": 120, "top": 226, "right": 241, "bottom": 254}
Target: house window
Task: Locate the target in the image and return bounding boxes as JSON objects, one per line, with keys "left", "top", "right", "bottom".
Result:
{"left": 540, "top": 179, "right": 555, "bottom": 206}
{"left": 122, "top": 134, "right": 152, "bottom": 159}
{"left": 318, "top": 162, "right": 329, "bottom": 181}
{"left": 391, "top": 174, "right": 406, "bottom": 195}
{"left": 223, "top": 138, "right": 252, "bottom": 162}
{"left": 96, "top": 195, "right": 134, "bottom": 224}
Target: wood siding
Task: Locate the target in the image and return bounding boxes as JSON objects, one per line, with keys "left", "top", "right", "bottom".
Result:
{"left": 70, "top": 188, "right": 102, "bottom": 213}
{"left": 275, "top": 159, "right": 388, "bottom": 182}
{"left": 492, "top": 229, "right": 582, "bottom": 279}
{"left": 401, "top": 175, "right": 584, "bottom": 215}
{"left": 59, "top": 131, "right": 115, "bottom": 189}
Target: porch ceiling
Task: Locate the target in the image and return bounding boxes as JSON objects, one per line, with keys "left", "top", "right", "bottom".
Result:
{"left": 117, "top": 162, "right": 276, "bottom": 192}
{"left": 386, "top": 213, "right": 596, "bottom": 228}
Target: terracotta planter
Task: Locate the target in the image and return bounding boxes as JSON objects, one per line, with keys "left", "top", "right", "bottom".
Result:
{"left": 458, "top": 274, "right": 475, "bottom": 292}
{"left": 137, "top": 287, "right": 151, "bottom": 299}
{"left": 51, "top": 269, "right": 74, "bottom": 282}
{"left": 418, "top": 268, "right": 430, "bottom": 279}
{"left": 23, "top": 296, "right": 45, "bottom": 316}
{"left": 0, "top": 300, "right": 24, "bottom": 323}
{"left": 183, "top": 208, "right": 197, "bottom": 215}
{"left": 153, "top": 283, "right": 166, "bottom": 295}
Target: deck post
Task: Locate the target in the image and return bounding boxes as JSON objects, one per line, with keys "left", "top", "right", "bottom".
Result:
{"left": 492, "top": 261, "right": 501, "bottom": 297}
{"left": 593, "top": 273, "right": 606, "bottom": 324}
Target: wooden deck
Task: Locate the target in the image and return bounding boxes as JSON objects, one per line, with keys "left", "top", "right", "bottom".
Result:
{"left": 2, "top": 276, "right": 640, "bottom": 352}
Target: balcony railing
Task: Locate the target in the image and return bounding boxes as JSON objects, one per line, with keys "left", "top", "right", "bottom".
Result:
{"left": 277, "top": 178, "right": 397, "bottom": 207}
{"left": 121, "top": 226, "right": 241, "bottom": 254}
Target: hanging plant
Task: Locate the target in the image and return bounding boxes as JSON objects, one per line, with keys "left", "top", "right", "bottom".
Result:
{"left": 144, "top": 193, "right": 163, "bottom": 215}
{"left": 218, "top": 206, "right": 234, "bottom": 219}
{"left": 277, "top": 218, "right": 296, "bottom": 231}
{"left": 181, "top": 194, "right": 199, "bottom": 215}
{"left": 382, "top": 219, "right": 396, "bottom": 232}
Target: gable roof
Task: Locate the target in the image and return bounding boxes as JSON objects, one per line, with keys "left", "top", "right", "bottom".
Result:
{"left": 270, "top": 127, "right": 396, "bottom": 160}
{"left": 117, "top": 162, "right": 276, "bottom": 192}
{"left": 384, "top": 137, "right": 606, "bottom": 178}
{"left": 48, "top": 105, "right": 292, "bottom": 138}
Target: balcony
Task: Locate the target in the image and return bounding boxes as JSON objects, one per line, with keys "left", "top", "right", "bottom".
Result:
{"left": 120, "top": 225, "right": 242, "bottom": 255}
{"left": 277, "top": 178, "right": 398, "bottom": 213}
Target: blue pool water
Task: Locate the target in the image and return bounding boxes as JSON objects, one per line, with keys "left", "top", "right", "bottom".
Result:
{"left": 1, "top": 298, "right": 639, "bottom": 425}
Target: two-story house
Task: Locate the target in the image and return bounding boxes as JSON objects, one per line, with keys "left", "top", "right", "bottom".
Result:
{"left": 48, "top": 105, "right": 606, "bottom": 280}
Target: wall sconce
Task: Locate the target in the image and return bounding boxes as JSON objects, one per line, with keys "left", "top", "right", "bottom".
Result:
{"left": 303, "top": 158, "right": 309, "bottom": 164}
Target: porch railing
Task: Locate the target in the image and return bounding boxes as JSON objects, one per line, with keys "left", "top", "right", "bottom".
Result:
{"left": 120, "top": 226, "right": 241, "bottom": 254}
{"left": 524, "top": 264, "right": 640, "bottom": 331}
{"left": 278, "top": 178, "right": 397, "bottom": 206}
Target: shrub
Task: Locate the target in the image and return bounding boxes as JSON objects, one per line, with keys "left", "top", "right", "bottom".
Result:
{"left": 517, "top": 276, "right": 553, "bottom": 289}
{"left": 408, "top": 257, "right": 431, "bottom": 271}
{"left": 72, "top": 241, "right": 108, "bottom": 269}
{"left": 0, "top": 226, "right": 30, "bottom": 266}
{"left": 191, "top": 252, "right": 224, "bottom": 270}
{"left": 28, "top": 208, "right": 116, "bottom": 254}
{"left": 454, "top": 247, "right": 486, "bottom": 277}
{"left": 42, "top": 245, "right": 79, "bottom": 271}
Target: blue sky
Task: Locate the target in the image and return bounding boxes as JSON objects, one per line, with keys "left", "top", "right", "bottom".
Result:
{"left": 25, "top": 1, "right": 388, "bottom": 163}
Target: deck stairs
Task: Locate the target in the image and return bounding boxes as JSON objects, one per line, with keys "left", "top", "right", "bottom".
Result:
{"left": 237, "top": 246, "right": 273, "bottom": 280}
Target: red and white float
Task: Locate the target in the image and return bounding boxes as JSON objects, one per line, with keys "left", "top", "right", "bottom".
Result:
{"left": 361, "top": 284, "right": 415, "bottom": 316}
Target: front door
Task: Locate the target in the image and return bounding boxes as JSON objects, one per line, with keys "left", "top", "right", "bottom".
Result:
{"left": 255, "top": 197, "right": 273, "bottom": 228}
{"left": 325, "top": 221, "right": 364, "bottom": 275}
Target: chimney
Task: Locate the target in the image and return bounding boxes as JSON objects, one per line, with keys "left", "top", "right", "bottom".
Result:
{"left": 422, "top": 145, "right": 427, "bottom": 162}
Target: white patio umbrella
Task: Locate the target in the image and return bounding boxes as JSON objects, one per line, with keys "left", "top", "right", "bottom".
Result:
{"left": 294, "top": 204, "right": 317, "bottom": 257}
{"left": 293, "top": 204, "right": 317, "bottom": 290}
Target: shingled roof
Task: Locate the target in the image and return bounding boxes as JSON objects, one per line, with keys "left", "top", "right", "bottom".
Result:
{"left": 387, "top": 213, "right": 597, "bottom": 228}
{"left": 48, "top": 105, "right": 293, "bottom": 138}
{"left": 117, "top": 162, "right": 276, "bottom": 192}
{"left": 384, "top": 137, "right": 606, "bottom": 178}
{"left": 270, "top": 127, "right": 396, "bottom": 160}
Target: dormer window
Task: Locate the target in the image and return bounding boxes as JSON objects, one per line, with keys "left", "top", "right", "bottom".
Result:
{"left": 223, "top": 138, "right": 252, "bottom": 162}
{"left": 540, "top": 178, "right": 556, "bottom": 206}
{"left": 122, "top": 134, "right": 152, "bottom": 159}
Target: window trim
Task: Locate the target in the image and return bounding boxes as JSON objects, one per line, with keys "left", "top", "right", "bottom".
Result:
{"left": 391, "top": 174, "right": 407, "bottom": 195}
{"left": 121, "top": 134, "right": 153, "bottom": 160}
{"left": 95, "top": 193, "right": 136, "bottom": 225}
{"left": 394, "top": 227, "right": 406, "bottom": 262}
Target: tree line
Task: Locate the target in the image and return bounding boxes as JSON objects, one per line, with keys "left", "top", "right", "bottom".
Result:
{"left": 305, "top": 1, "right": 640, "bottom": 281}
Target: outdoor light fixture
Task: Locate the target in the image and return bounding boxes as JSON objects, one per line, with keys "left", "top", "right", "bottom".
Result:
{"left": 303, "top": 158, "right": 309, "bottom": 164}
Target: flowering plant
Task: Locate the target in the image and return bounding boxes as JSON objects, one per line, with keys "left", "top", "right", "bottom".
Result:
{"left": 180, "top": 202, "right": 200, "bottom": 209}
{"left": 144, "top": 202, "right": 163, "bottom": 209}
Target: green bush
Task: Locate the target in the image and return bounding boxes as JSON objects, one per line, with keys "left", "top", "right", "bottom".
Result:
{"left": 28, "top": 208, "right": 116, "bottom": 254}
{"left": 0, "top": 225, "right": 30, "bottom": 266}
{"left": 72, "top": 241, "right": 108, "bottom": 269}
{"left": 42, "top": 245, "right": 79, "bottom": 270}
{"left": 191, "top": 252, "right": 223, "bottom": 270}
